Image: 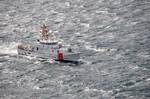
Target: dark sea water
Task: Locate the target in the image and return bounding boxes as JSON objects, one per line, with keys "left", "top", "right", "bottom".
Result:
{"left": 0, "top": 0, "right": 150, "bottom": 99}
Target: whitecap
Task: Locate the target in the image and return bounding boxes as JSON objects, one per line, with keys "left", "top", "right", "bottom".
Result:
{"left": 0, "top": 42, "right": 18, "bottom": 55}
{"left": 146, "top": 78, "right": 150, "bottom": 81}
{"left": 33, "top": 85, "right": 40, "bottom": 90}
{"left": 84, "top": 44, "right": 108, "bottom": 53}
{"left": 84, "top": 87, "right": 90, "bottom": 92}
{"left": 24, "top": 55, "right": 36, "bottom": 60}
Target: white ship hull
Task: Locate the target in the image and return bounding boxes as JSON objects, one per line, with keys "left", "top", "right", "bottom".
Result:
{"left": 17, "top": 42, "right": 80, "bottom": 62}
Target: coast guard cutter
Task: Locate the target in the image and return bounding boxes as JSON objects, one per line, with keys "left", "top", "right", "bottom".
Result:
{"left": 17, "top": 24, "right": 80, "bottom": 64}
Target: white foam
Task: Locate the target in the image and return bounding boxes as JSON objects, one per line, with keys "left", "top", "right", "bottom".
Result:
{"left": 146, "top": 78, "right": 150, "bottom": 81}
{"left": 33, "top": 61, "right": 40, "bottom": 64}
{"left": 84, "top": 44, "right": 108, "bottom": 52}
{"left": 127, "top": 65, "right": 140, "bottom": 71}
{"left": 75, "top": 32, "right": 81, "bottom": 35}
{"left": 24, "top": 55, "right": 35, "bottom": 60}
{"left": 81, "top": 23, "right": 90, "bottom": 28}
{"left": 33, "top": 86, "right": 40, "bottom": 90}
{"left": 0, "top": 42, "right": 18, "bottom": 55}
{"left": 84, "top": 87, "right": 113, "bottom": 97}
{"left": 84, "top": 43, "right": 118, "bottom": 54}
{"left": 2, "top": 68, "right": 17, "bottom": 74}
{"left": 137, "top": 52, "right": 149, "bottom": 59}
{"left": 84, "top": 87, "right": 103, "bottom": 92}
{"left": 84, "top": 87, "right": 90, "bottom": 92}
{"left": 132, "top": 65, "right": 139, "bottom": 70}
{"left": 99, "top": 89, "right": 113, "bottom": 97}
{"left": 94, "top": 48, "right": 107, "bottom": 52}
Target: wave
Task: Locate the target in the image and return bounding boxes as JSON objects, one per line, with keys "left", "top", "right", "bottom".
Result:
{"left": 0, "top": 42, "right": 18, "bottom": 55}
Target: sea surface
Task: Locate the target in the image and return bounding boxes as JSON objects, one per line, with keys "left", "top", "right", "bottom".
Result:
{"left": 0, "top": 0, "right": 150, "bottom": 99}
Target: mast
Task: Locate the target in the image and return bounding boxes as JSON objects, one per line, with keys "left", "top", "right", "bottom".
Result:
{"left": 39, "top": 24, "right": 57, "bottom": 42}
{"left": 40, "top": 24, "right": 49, "bottom": 40}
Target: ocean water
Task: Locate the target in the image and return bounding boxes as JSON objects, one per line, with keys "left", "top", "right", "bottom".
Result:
{"left": 0, "top": 0, "right": 150, "bottom": 99}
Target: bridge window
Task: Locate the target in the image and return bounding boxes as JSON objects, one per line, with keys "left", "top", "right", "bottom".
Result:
{"left": 36, "top": 47, "right": 39, "bottom": 51}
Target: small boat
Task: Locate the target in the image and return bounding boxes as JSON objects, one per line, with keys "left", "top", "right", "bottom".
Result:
{"left": 17, "top": 24, "right": 80, "bottom": 64}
